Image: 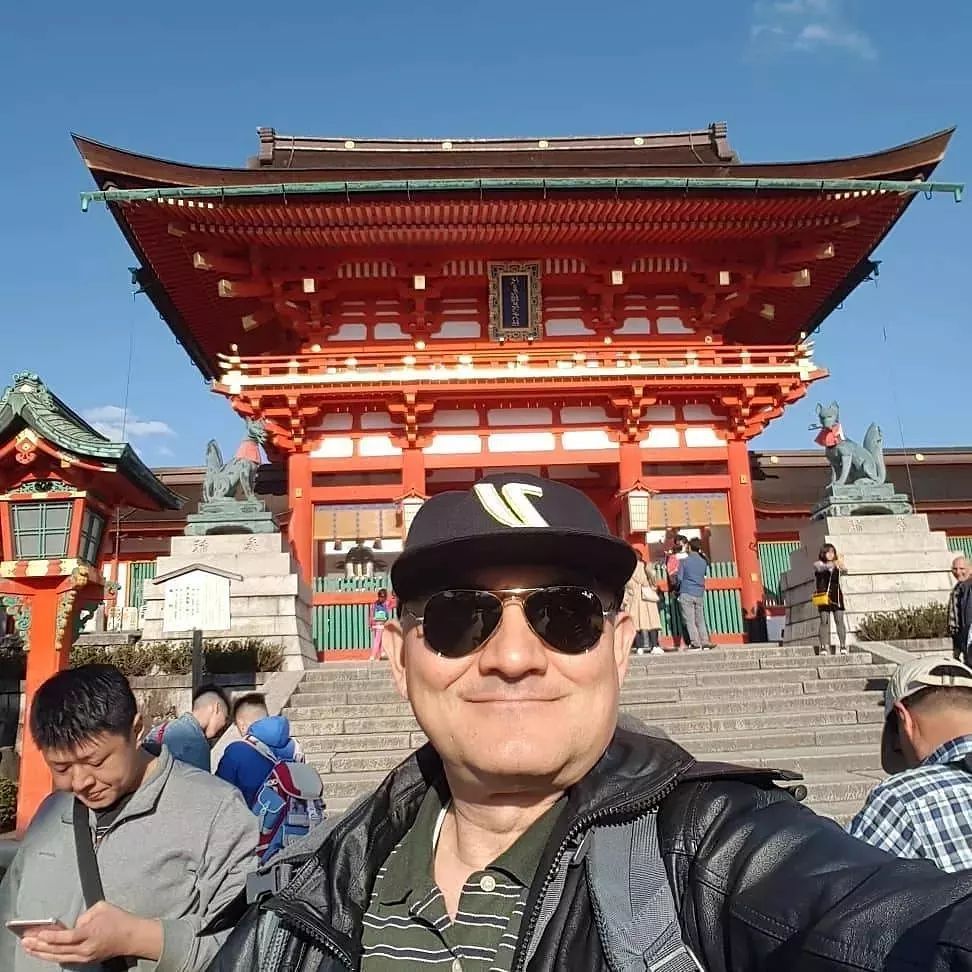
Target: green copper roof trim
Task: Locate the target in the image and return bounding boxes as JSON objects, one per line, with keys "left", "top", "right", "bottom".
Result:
{"left": 0, "top": 372, "right": 181, "bottom": 510}
{"left": 80, "top": 175, "right": 964, "bottom": 210}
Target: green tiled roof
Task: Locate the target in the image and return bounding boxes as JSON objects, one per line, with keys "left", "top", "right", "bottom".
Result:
{"left": 0, "top": 373, "right": 181, "bottom": 510}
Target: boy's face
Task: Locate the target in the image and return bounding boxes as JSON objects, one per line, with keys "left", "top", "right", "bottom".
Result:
{"left": 42, "top": 716, "right": 144, "bottom": 809}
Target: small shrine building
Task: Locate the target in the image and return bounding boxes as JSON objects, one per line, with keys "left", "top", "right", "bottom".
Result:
{"left": 75, "top": 123, "right": 959, "bottom": 646}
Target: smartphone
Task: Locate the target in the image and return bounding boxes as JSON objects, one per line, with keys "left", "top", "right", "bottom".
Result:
{"left": 5, "top": 918, "right": 65, "bottom": 938}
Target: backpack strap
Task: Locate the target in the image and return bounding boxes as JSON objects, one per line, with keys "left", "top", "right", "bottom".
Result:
{"left": 244, "top": 734, "right": 282, "bottom": 765}
{"left": 586, "top": 814, "right": 703, "bottom": 972}
{"left": 72, "top": 800, "right": 134, "bottom": 972}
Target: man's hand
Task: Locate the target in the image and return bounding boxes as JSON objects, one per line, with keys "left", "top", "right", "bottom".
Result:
{"left": 21, "top": 901, "right": 163, "bottom": 965}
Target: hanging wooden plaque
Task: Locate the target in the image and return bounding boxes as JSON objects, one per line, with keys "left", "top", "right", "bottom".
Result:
{"left": 487, "top": 262, "right": 542, "bottom": 341}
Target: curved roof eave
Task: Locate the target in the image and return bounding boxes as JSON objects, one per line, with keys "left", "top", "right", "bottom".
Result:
{"left": 73, "top": 127, "right": 955, "bottom": 191}
{"left": 0, "top": 386, "right": 182, "bottom": 511}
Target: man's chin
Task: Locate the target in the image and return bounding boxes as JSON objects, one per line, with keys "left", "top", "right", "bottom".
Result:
{"left": 78, "top": 792, "right": 114, "bottom": 809}
{"left": 458, "top": 744, "right": 577, "bottom": 788}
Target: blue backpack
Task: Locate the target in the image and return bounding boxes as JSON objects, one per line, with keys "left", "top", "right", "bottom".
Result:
{"left": 244, "top": 735, "right": 326, "bottom": 862}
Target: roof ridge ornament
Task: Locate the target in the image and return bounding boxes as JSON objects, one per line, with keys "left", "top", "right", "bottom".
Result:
{"left": 2, "top": 372, "right": 54, "bottom": 410}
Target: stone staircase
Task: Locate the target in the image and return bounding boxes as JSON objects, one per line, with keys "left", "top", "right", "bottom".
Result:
{"left": 284, "top": 645, "right": 893, "bottom": 824}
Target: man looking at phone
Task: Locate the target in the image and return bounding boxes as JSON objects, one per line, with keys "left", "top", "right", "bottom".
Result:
{"left": 213, "top": 473, "right": 972, "bottom": 972}
{"left": 0, "top": 663, "right": 257, "bottom": 970}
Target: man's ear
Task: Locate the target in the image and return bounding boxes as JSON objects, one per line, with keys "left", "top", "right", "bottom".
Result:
{"left": 894, "top": 701, "right": 913, "bottom": 735}
{"left": 612, "top": 611, "right": 634, "bottom": 686}
{"left": 132, "top": 711, "right": 144, "bottom": 740}
{"left": 385, "top": 620, "right": 409, "bottom": 700}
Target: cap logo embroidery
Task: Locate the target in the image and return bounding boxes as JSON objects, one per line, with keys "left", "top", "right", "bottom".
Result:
{"left": 473, "top": 482, "right": 549, "bottom": 528}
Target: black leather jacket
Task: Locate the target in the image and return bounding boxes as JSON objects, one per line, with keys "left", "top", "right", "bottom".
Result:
{"left": 209, "top": 731, "right": 972, "bottom": 971}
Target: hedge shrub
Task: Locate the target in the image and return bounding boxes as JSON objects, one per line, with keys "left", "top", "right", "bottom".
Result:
{"left": 68, "top": 638, "right": 283, "bottom": 676}
{"left": 856, "top": 603, "right": 949, "bottom": 642}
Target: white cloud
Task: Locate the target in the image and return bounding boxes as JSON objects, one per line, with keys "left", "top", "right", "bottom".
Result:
{"left": 749, "top": 0, "right": 876, "bottom": 60}
{"left": 83, "top": 405, "right": 176, "bottom": 443}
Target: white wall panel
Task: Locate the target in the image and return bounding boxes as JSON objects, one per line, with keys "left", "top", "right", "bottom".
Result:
{"left": 488, "top": 432, "right": 556, "bottom": 453}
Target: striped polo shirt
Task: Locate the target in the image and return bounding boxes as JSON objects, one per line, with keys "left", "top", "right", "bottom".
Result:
{"left": 361, "top": 783, "right": 564, "bottom": 971}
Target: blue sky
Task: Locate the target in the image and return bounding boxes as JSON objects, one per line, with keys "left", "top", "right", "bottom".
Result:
{"left": 1, "top": 0, "right": 968, "bottom": 467}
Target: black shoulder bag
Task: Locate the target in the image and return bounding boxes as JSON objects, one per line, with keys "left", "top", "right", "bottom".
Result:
{"left": 72, "top": 799, "right": 134, "bottom": 972}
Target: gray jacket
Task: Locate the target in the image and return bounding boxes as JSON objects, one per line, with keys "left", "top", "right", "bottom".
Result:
{"left": 0, "top": 746, "right": 257, "bottom": 972}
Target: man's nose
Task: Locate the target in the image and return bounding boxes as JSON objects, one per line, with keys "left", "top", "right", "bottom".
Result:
{"left": 70, "top": 765, "right": 95, "bottom": 793}
{"left": 477, "top": 599, "right": 548, "bottom": 678}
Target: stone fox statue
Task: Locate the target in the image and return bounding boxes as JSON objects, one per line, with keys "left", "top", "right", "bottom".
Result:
{"left": 203, "top": 419, "right": 268, "bottom": 502}
{"left": 811, "top": 402, "right": 886, "bottom": 486}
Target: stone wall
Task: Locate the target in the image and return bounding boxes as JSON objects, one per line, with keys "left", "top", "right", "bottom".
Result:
{"left": 132, "top": 673, "right": 271, "bottom": 724}
{"left": 782, "top": 514, "right": 954, "bottom": 648}
{"left": 886, "top": 637, "right": 953, "bottom": 659}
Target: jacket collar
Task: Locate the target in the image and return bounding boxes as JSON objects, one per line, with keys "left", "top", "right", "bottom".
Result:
{"left": 270, "top": 729, "right": 698, "bottom": 962}
{"left": 60, "top": 745, "right": 175, "bottom": 826}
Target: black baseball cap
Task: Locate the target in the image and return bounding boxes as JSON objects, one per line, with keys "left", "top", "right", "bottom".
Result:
{"left": 391, "top": 472, "right": 636, "bottom": 602}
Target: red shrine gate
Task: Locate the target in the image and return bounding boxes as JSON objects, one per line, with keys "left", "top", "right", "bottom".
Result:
{"left": 76, "top": 123, "right": 956, "bottom": 649}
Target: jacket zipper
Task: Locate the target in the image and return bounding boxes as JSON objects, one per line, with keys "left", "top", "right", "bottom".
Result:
{"left": 511, "top": 771, "right": 683, "bottom": 972}
{"left": 270, "top": 900, "right": 354, "bottom": 970}
{"left": 265, "top": 792, "right": 380, "bottom": 970}
{"left": 264, "top": 764, "right": 687, "bottom": 971}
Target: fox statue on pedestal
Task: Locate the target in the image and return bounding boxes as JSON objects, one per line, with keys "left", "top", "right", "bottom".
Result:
{"left": 810, "top": 402, "right": 886, "bottom": 487}
{"left": 202, "top": 419, "right": 268, "bottom": 503}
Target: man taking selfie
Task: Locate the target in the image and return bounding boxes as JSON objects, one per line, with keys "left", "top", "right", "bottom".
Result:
{"left": 212, "top": 473, "right": 972, "bottom": 971}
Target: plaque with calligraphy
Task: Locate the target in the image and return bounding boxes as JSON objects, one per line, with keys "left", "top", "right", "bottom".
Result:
{"left": 488, "top": 262, "right": 542, "bottom": 341}
{"left": 162, "top": 570, "right": 231, "bottom": 633}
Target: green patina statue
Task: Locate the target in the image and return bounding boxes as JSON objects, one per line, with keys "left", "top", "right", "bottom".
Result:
{"left": 810, "top": 402, "right": 886, "bottom": 487}
{"left": 188, "top": 419, "right": 277, "bottom": 535}
{"left": 202, "top": 418, "right": 268, "bottom": 503}
{"left": 808, "top": 402, "right": 911, "bottom": 519}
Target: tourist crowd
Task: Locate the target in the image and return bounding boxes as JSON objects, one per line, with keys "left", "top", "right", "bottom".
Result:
{"left": 2, "top": 478, "right": 972, "bottom": 970}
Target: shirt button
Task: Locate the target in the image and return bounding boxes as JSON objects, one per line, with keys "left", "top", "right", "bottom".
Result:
{"left": 479, "top": 874, "right": 496, "bottom": 892}
{"left": 452, "top": 960, "right": 463, "bottom": 972}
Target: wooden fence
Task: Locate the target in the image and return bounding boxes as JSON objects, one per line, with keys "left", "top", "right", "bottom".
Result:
{"left": 311, "top": 564, "right": 744, "bottom": 654}
{"left": 756, "top": 541, "right": 801, "bottom": 607}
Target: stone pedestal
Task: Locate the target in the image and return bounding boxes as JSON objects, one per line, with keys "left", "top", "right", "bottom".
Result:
{"left": 811, "top": 483, "right": 912, "bottom": 520}
{"left": 139, "top": 533, "right": 315, "bottom": 670}
{"left": 185, "top": 499, "right": 278, "bottom": 535}
{"left": 782, "top": 514, "right": 955, "bottom": 649}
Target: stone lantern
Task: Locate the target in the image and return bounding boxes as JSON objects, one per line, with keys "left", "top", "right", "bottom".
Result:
{"left": 0, "top": 373, "right": 179, "bottom": 830}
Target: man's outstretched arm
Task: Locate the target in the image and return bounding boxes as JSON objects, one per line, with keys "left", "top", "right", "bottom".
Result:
{"left": 661, "top": 780, "right": 972, "bottom": 972}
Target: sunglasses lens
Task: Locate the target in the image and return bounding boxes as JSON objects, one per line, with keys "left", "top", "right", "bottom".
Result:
{"left": 421, "top": 590, "right": 503, "bottom": 658}
{"left": 524, "top": 587, "right": 605, "bottom": 654}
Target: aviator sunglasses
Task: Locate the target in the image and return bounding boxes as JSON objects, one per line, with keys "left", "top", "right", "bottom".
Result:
{"left": 403, "top": 586, "right": 614, "bottom": 658}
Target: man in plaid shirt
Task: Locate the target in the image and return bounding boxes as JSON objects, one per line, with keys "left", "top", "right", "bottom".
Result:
{"left": 849, "top": 656, "right": 972, "bottom": 872}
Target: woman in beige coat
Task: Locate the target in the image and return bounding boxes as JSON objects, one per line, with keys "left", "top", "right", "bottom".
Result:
{"left": 624, "top": 552, "right": 663, "bottom": 654}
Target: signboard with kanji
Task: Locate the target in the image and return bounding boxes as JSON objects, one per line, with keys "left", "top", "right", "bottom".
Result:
{"left": 161, "top": 568, "right": 231, "bottom": 632}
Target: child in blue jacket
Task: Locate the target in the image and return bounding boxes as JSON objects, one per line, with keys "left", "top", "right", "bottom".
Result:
{"left": 216, "top": 693, "right": 304, "bottom": 806}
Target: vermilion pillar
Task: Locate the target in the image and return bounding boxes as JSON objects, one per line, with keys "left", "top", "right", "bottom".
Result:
{"left": 287, "top": 451, "right": 314, "bottom": 584}
{"left": 15, "top": 575, "right": 91, "bottom": 832}
{"left": 618, "top": 441, "right": 641, "bottom": 492}
{"left": 401, "top": 447, "right": 426, "bottom": 496}
{"left": 726, "top": 437, "right": 764, "bottom": 626}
